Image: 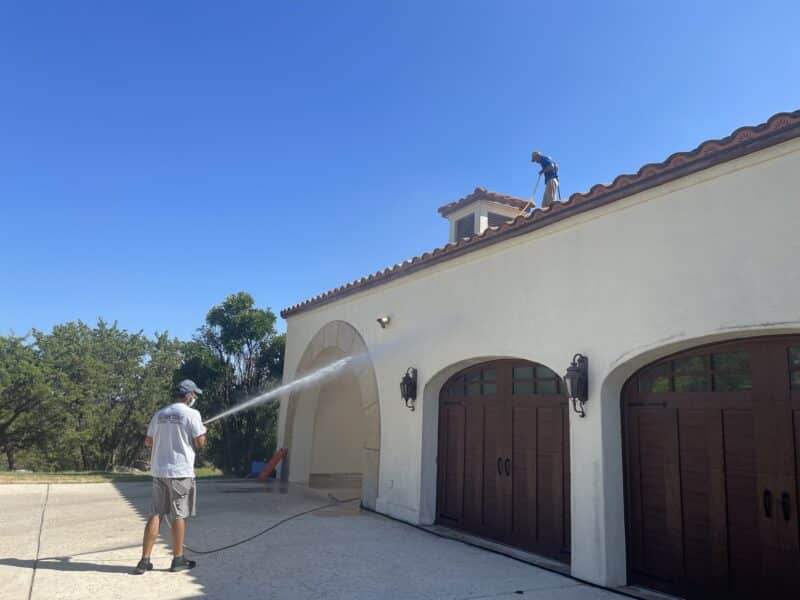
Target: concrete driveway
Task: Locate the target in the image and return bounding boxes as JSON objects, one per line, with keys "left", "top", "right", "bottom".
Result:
{"left": 0, "top": 480, "right": 627, "bottom": 600}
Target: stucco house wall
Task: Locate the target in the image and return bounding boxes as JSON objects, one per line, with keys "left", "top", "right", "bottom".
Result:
{"left": 277, "top": 129, "right": 800, "bottom": 587}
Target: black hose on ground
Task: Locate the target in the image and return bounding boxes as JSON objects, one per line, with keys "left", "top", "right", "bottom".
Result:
{"left": 183, "top": 495, "right": 360, "bottom": 555}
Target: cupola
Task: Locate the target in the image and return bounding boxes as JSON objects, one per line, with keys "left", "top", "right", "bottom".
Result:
{"left": 438, "top": 187, "right": 529, "bottom": 243}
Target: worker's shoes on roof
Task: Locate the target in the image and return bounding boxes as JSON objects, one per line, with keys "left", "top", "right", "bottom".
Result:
{"left": 170, "top": 555, "right": 197, "bottom": 572}
{"left": 131, "top": 558, "right": 153, "bottom": 575}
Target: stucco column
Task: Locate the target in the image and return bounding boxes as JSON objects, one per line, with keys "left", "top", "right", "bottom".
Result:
{"left": 569, "top": 367, "right": 627, "bottom": 587}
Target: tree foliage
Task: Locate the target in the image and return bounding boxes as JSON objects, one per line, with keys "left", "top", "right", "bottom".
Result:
{"left": 0, "top": 336, "right": 58, "bottom": 470}
{"left": 28, "top": 321, "right": 184, "bottom": 471}
{"left": 178, "top": 292, "right": 284, "bottom": 475}
{"left": 0, "top": 292, "right": 284, "bottom": 474}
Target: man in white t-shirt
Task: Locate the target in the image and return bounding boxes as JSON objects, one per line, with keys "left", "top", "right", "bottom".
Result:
{"left": 133, "top": 379, "right": 207, "bottom": 574}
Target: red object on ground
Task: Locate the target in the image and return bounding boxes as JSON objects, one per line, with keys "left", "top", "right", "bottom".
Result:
{"left": 257, "top": 448, "right": 287, "bottom": 481}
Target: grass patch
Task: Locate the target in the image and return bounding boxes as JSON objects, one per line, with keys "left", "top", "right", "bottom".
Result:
{"left": 0, "top": 466, "right": 228, "bottom": 484}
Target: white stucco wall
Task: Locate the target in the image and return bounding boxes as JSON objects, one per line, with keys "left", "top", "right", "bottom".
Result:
{"left": 310, "top": 371, "right": 365, "bottom": 475}
{"left": 277, "top": 136, "right": 800, "bottom": 587}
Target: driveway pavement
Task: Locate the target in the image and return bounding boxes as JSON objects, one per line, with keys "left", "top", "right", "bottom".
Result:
{"left": 0, "top": 480, "right": 627, "bottom": 600}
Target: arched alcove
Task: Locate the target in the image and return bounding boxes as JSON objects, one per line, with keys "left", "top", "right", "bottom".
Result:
{"left": 282, "top": 321, "right": 380, "bottom": 510}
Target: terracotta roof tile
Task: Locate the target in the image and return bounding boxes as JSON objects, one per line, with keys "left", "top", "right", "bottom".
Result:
{"left": 282, "top": 109, "right": 800, "bottom": 318}
{"left": 437, "top": 187, "right": 530, "bottom": 216}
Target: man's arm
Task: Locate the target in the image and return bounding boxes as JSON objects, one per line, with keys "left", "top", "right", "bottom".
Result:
{"left": 145, "top": 436, "right": 153, "bottom": 448}
{"left": 194, "top": 435, "right": 206, "bottom": 449}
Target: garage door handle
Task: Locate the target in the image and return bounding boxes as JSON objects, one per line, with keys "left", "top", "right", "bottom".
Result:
{"left": 782, "top": 492, "right": 791, "bottom": 521}
{"left": 504, "top": 458, "right": 511, "bottom": 476}
{"left": 497, "top": 458, "right": 503, "bottom": 476}
{"left": 763, "top": 490, "right": 773, "bottom": 518}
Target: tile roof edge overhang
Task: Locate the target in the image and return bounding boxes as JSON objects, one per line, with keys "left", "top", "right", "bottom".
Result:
{"left": 282, "top": 110, "right": 800, "bottom": 319}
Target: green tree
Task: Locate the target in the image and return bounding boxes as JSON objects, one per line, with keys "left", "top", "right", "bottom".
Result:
{"left": 0, "top": 336, "right": 58, "bottom": 470}
{"left": 178, "top": 292, "right": 283, "bottom": 475}
{"left": 34, "top": 321, "right": 182, "bottom": 470}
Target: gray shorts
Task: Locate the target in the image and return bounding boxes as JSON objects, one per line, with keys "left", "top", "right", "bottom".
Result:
{"left": 151, "top": 477, "right": 197, "bottom": 520}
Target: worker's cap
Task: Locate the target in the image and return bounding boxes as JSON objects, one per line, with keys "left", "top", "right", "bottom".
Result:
{"left": 175, "top": 379, "right": 203, "bottom": 395}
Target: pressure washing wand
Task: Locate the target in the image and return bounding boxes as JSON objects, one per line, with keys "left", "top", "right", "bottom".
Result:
{"left": 518, "top": 172, "right": 542, "bottom": 216}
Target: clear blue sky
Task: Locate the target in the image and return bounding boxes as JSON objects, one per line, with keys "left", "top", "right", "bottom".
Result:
{"left": 2, "top": 1, "right": 798, "bottom": 340}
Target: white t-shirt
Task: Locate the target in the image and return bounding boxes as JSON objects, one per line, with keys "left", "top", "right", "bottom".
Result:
{"left": 146, "top": 403, "right": 207, "bottom": 478}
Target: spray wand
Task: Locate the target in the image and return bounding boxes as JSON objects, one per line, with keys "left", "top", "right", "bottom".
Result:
{"left": 518, "top": 172, "right": 542, "bottom": 217}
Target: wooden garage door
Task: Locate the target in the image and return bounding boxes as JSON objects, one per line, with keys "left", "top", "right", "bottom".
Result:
{"left": 437, "top": 360, "right": 570, "bottom": 562}
{"left": 622, "top": 336, "right": 800, "bottom": 598}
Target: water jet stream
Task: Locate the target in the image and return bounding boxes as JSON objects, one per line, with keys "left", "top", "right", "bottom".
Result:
{"left": 203, "top": 354, "right": 363, "bottom": 425}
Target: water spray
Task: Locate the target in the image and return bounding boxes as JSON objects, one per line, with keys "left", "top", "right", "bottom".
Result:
{"left": 201, "top": 315, "right": 463, "bottom": 426}
{"left": 202, "top": 354, "right": 363, "bottom": 425}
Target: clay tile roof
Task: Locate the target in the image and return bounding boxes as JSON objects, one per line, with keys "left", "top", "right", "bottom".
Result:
{"left": 282, "top": 109, "right": 800, "bottom": 318}
{"left": 437, "top": 187, "right": 530, "bottom": 217}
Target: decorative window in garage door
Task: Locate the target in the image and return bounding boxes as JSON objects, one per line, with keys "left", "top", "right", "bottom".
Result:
{"left": 790, "top": 346, "right": 800, "bottom": 389}
{"left": 445, "top": 367, "right": 497, "bottom": 396}
{"left": 637, "top": 350, "right": 752, "bottom": 393}
{"left": 512, "top": 364, "right": 562, "bottom": 395}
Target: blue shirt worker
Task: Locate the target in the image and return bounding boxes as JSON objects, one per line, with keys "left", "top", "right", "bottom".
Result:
{"left": 531, "top": 151, "right": 559, "bottom": 208}
{"left": 133, "top": 379, "right": 207, "bottom": 575}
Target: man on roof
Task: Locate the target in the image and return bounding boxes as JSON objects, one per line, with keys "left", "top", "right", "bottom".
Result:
{"left": 531, "top": 151, "right": 559, "bottom": 208}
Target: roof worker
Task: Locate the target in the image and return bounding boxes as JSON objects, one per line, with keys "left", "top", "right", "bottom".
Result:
{"left": 133, "top": 379, "right": 207, "bottom": 575}
{"left": 531, "top": 151, "right": 559, "bottom": 208}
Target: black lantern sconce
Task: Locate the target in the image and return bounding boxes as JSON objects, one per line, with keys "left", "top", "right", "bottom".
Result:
{"left": 564, "top": 354, "right": 588, "bottom": 417}
{"left": 400, "top": 367, "right": 418, "bottom": 411}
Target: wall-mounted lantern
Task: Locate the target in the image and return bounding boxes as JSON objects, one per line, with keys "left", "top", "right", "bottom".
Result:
{"left": 376, "top": 316, "right": 391, "bottom": 329}
{"left": 400, "top": 367, "right": 418, "bottom": 411}
{"left": 564, "top": 354, "right": 588, "bottom": 417}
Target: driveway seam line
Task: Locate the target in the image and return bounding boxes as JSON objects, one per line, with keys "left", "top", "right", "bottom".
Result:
{"left": 27, "top": 483, "right": 50, "bottom": 600}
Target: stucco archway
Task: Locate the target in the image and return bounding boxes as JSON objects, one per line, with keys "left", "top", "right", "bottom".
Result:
{"left": 281, "top": 321, "right": 380, "bottom": 510}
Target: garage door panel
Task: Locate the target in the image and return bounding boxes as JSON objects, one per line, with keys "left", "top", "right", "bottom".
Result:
{"left": 511, "top": 405, "right": 538, "bottom": 547}
{"left": 462, "top": 401, "right": 485, "bottom": 533}
{"left": 438, "top": 403, "right": 465, "bottom": 523}
{"left": 482, "top": 401, "right": 510, "bottom": 538}
{"left": 537, "top": 405, "right": 565, "bottom": 553}
{"left": 678, "top": 407, "right": 729, "bottom": 591}
{"left": 722, "top": 408, "right": 763, "bottom": 594}
{"left": 628, "top": 407, "right": 683, "bottom": 582}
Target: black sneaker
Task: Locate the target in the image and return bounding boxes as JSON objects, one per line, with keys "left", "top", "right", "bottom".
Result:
{"left": 132, "top": 558, "right": 153, "bottom": 575}
{"left": 170, "top": 555, "right": 197, "bottom": 572}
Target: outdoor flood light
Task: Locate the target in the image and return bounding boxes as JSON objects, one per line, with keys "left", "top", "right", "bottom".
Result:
{"left": 400, "top": 367, "right": 418, "bottom": 411}
{"left": 564, "top": 354, "right": 588, "bottom": 417}
{"left": 377, "top": 316, "right": 391, "bottom": 329}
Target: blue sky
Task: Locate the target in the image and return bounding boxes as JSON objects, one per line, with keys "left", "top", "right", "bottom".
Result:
{"left": 1, "top": 1, "right": 798, "bottom": 340}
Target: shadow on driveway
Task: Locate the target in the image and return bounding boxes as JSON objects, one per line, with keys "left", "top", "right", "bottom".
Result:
{"left": 1, "top": 480, "right": 625, "bottom": 600}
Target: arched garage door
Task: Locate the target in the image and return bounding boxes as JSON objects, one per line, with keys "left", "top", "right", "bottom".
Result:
{"left": 437, "top": 360, "right": 570, "bottom": 562}
{"left": 622, "top": 336, "right": 800, "bottom": 598}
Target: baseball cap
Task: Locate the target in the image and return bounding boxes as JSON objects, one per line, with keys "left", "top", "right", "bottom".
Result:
{"left": 176, "top": 379, "right": 203, "bottom": 395}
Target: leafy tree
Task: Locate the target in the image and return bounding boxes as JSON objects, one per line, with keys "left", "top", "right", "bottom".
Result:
{"left": 1, "top": 293, "right": 283, "bottom": 475}
{"left": 177, "top": 292, "right": 283, "bottom": 475}
{"left": 33, "top": 321, "right": 182, "bottom": 471}
{"left": 0, "top": 336, "right": 58, "bottom": 470}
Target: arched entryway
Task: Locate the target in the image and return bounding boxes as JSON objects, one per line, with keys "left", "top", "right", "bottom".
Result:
{"left": 437, "top": 359, "right": 570, "bottom": 562}
{"left": 622, "top": 335, "right": 800, "bottom": 598}
{"left": 282, "top": 321, "right": 380, "bottom": 510}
